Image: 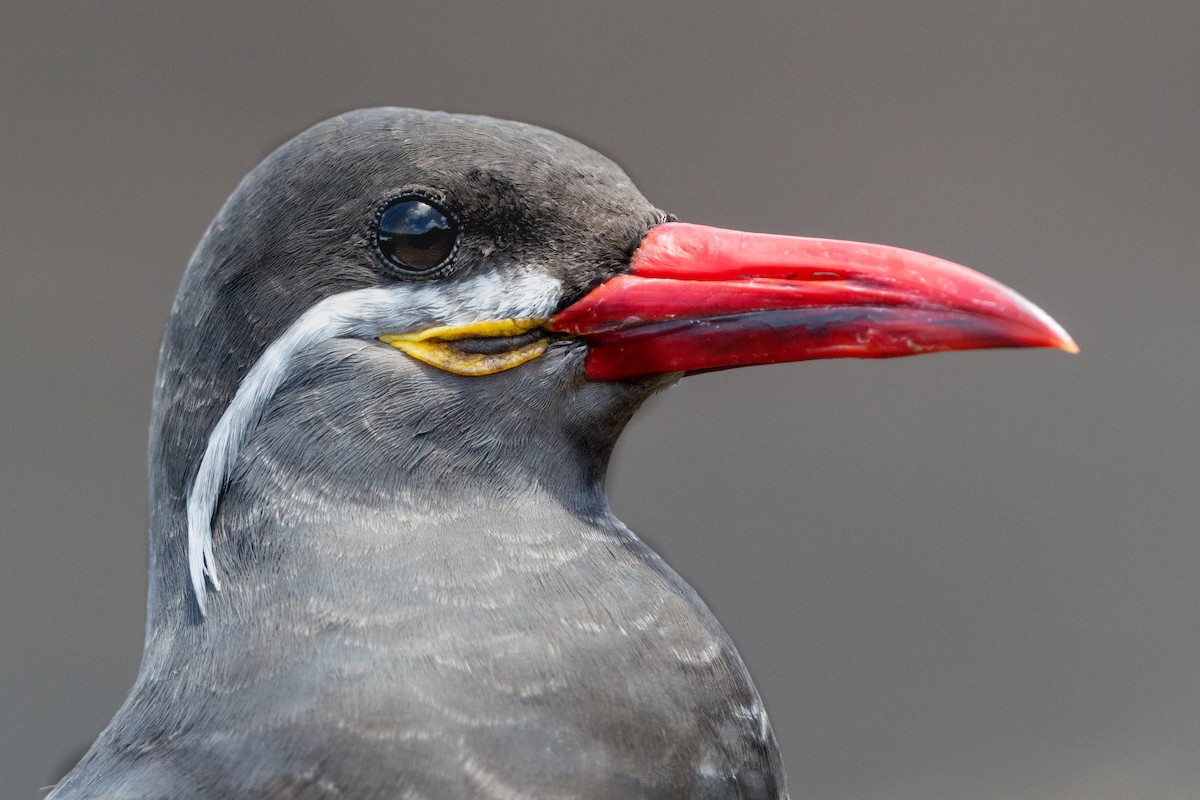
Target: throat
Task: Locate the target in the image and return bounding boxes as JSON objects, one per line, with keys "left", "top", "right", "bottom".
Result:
{"left": 207, "top": 486, "right": 621, "bottom": 627}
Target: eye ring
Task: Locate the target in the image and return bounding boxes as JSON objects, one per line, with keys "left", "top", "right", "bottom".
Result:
{"left": 372, "top": 192, "right": 461, "bottom": 276}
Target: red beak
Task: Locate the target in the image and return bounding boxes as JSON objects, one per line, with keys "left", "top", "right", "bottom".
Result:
{"left": 550, "top": 223, "right": 1077, "bottom": 381}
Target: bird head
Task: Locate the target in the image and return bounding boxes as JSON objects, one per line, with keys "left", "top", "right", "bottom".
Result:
{"left": 149, "top": 108, "right": 1074, "bottom": 620}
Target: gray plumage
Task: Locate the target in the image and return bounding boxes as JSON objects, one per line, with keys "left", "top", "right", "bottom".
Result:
{"left": 51, "top": 109, "right": 787, "bottom": 799}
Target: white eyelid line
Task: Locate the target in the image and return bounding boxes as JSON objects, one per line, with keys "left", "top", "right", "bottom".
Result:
{"left": 185, "top": 269, "right": 563, "bottom": 615}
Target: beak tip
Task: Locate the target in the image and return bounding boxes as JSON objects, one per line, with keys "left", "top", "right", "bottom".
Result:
{"left": 1042, "top": 318, "right": 1079, "bottom": 355}
{"left": 1004, "top": 285, "right": 1077, "bottom": 355}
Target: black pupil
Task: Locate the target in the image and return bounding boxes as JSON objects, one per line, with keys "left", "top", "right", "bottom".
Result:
{"left": 377, "top": 198, "right": 457, "bottom": 271}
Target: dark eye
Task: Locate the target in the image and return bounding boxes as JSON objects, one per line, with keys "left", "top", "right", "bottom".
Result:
{"left": 375, "top": 195, "right": 459, "bottom": 273}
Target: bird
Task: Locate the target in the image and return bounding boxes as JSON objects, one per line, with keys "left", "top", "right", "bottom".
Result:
{"left": 49, "top": 108, "right": 1075, "bottom": 799}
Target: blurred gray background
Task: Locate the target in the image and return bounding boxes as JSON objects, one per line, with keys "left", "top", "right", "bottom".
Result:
{"left": 2, "top": 2, "right": 1196, "bottom": 798}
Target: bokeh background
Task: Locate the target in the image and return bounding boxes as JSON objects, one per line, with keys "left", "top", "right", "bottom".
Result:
{"left": 2, "top": 3, "right": 1196, "bottom": 798}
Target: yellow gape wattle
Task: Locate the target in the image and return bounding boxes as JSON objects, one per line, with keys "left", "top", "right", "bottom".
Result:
{"left": 379, "top": 318, "right": 549, "bottom": 377}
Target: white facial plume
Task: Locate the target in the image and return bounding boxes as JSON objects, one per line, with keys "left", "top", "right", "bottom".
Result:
{"left": 187, "top": 268, "right": 563, "bottom": 614}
